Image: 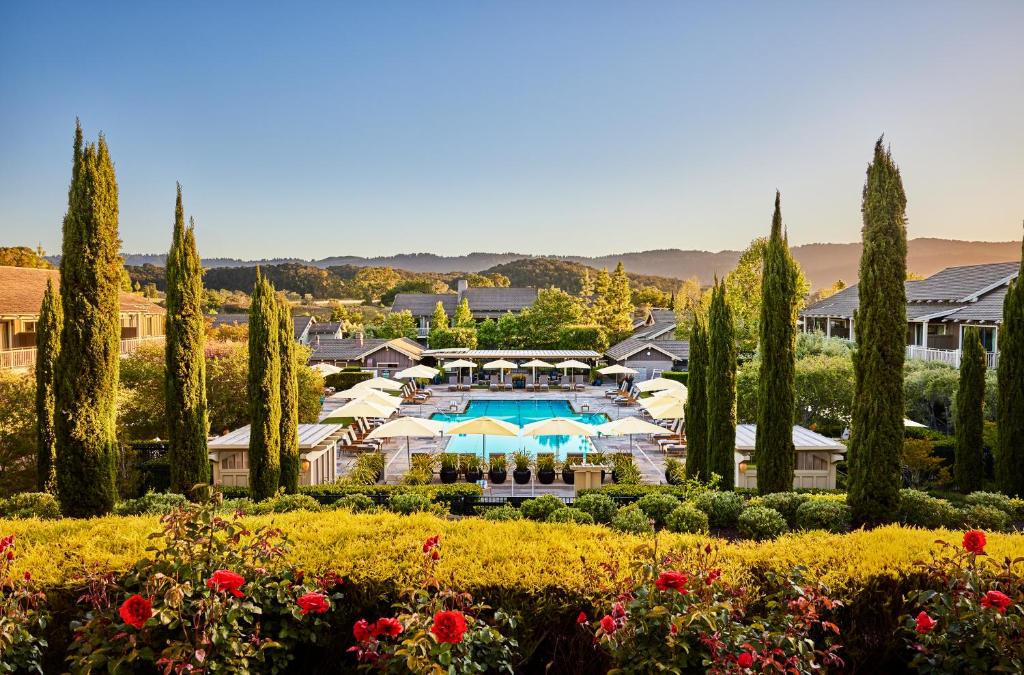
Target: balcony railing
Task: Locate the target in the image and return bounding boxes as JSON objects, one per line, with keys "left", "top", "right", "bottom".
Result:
{"left": 906, "top": 345, "right": 999, "bottom": 369}
{"left": 0, "top": 335, "right": 165, "bottom": 371}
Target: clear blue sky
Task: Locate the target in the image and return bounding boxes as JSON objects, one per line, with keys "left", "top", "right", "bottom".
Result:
{"left": 1, "top": 1, "right": 1021, "bottom": 259}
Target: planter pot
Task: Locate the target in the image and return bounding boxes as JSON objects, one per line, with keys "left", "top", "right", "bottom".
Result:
{"left": 376, "top": 469, "right": 384, "bottom": 483}
{"left": 464, "top": 469, "right": 483, "bottom": 483}
{"left": 513, "top": 468, "right": 532, "bottom": 484}
{"left": 439, "top": 468, "right": 458, "bottom": 484}
{"left": 488, "top": 469, "right": 507, "bottom": 484}
{"left": 611, "top": 469, "right": 619, "bottom": 483}
{"left": 561, "top": 468, "right": 575, "bottom": 485}
{"left": 665, "top": 469, "right": 682, "bottom": 485}
{"left": 538, "top": 469, "right": 556, "bottom": 485}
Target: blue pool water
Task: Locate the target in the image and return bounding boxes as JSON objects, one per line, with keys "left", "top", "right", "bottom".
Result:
{"left": 431, "top": 399, "right": 609, "bottom": 459}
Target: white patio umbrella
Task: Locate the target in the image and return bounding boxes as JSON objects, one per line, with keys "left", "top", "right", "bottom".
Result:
{"left": 635, "top": 377, "right": 685, "bottom": 393}
{"left": 445, "top": 416, "right": 519, "bottom": 460}
{"left": 356, "top": 376, "right": 404, "bottom": 391}
{"left": 366, "top": 416, "right": 446, "bottom": 468}
{"left": 445, "top": 359, "right": 476, "bottom": 387}
{"left": 555, "top": 359, "right": 591, "bottom": 386}
{"left": 521, "top": 359, "right": 554, "bottom": 385}
{"left": 395, "top": 364, "right": 440, "bottom": 379}
{"left": 596, "top": 416, "right": 671, "bottom": 453}
{"left": 903, "top": 418, "right": 926, "bottom": 428}
{"left": 522, "top": 416, "right": 598, "bottom": 462}
{"left": 483, "top": 359, "right": 517, "bottom": 384}
{"left": 310, "top": 363, "right": 342, "bottom": 376}
{"left": 642, "top": 395, "right": 686, "bottom": 420}
{"left": 329, "top": 388, "right": 402, "bottom": 406}
{"left": 598, "top": 364, "right": 637, "bottom": 385}
{"left": 651, "top": 386, "right": 688, "bottom": 400}
{"left": 323, "top": 398, "right": 396, "bottom": 421}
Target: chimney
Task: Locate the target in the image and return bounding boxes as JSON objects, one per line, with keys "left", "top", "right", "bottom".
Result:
{"left": 356, "top": 332, "right": 364, "bottom": 347}
{"left": 456, "top": 279, "right": 469, "bottom": 301}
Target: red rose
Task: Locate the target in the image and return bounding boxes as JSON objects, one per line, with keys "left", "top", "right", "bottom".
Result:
{"left": 915, "top": 611, "right": 938, "bottom": 634}
{"left": 599, "top": 615, "right": 616, "bottom": 634}
{"left": 296, "top": 592, "right": 330, "bottom": 615}
{"left": 317, "top": 571, "right": 344, "bottom": 589}
{"left": 431, "top": 610, "right": 467, "bottom": 644}
{"left": 612, "top": 601, "right": 627, "bottom": 618}
{"left": 981, "top": 590, "right": 1013, "bottom": 613}
{"left": 576, "top": 611, "right": 588, "bottom": 624}
{"left": 737, "top": 651, "right": 754, "bottom": 668}
{"left": 207, "top": 569, "right": 246, "bottom": 598}
{"left": 655, "top": 571, "right": 689, "bottom": 594}
{"left": 962, "top": 530, "right": 987, "bottom": 555}
{"left": 374, "top": 617, "right": 403, "bottom": 637}
{"left": 119, "top": 594, "right": 152, "bottom": 630}
{"left": 423, "top": 535, "right": 440, "bottom": 553}
{"left": 353, "top": 618, "right": 373, "bottom": 642}
{"left": 706, "top": 569, "right": 722, "bottom": 585}
{"left": 0, "top": 535, "right": 13, "bottom": 560}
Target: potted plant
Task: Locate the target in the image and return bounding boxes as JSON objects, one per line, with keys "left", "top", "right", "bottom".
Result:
{"left": 536, "top": 454, "right": 556, "bottom": 484}
{"left": 439, "top": 453, "right": 459, "bottom": 484}
{"left": 560, "top": 456, "right": 577, "bottom": 485}
{"left": 664, "top": 457, "right": 685, "bottom": 485}
{"left": 589, "top": 451, "right": 607, "bottom": 483}
{"left": 463, "top": 454, "right": 484, "bottom": 483}
{"left": 512, "top": 450, "right": 532, "bottom": 484}
{"left": 488, "top": 454, "right": 508, "bottom": 484}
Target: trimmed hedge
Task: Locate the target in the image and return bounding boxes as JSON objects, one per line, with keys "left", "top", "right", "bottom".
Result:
{"left": 323, "top": 370, "right": 373, "bottom": 390}
{"left": 221, "top": 482, "right": 483, "bottom": 513}
{"left": 660, "top": 370, "right": 688, "bottom": 386}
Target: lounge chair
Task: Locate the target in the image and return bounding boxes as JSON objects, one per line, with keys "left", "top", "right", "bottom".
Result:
{"left": 539, "top": 383, "right": 550, "bottom": 392}
{"left": 489, "top": 383, "right": 499, "bottom": 392}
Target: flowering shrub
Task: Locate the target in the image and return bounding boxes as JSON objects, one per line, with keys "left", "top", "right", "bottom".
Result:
{"left": 587, "top": 542, "right": 844, "bottom": 673}
{"left": 349, "top": 534, "right": 518, "bottom": 672}
{"left": 0, "top": 534, "right": 49, "bottom": 673}
{"left": 66, "top": 494, "right": 343, "bottom": 673}
{"left": 902, "top": 530, "right": 1024, "bottom": 671}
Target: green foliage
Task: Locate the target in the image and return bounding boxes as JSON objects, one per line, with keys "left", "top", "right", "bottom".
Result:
{"left": 747, "top": 492, "right": 809, "bottom": 527}
{"left": 371, "top": 309, "right": 418, "bottom": 339}
{"left": 896, "top": 489, "right": 959, "bottom": 529}
{"left": 113, "top": 491, "right": 189, "bottom": 516}
{"left": 738, "top": 505, "right": 788, "bottom": 540}
{"left": 247, "top": 493, "right": 322, "bottom": 514}
{"left": 323, "top": 369, "right": 373, "bottom": 390}
{"left": 0, "top": 534, "right": 49, "bottom": 672}
{"left": 684, "top": 320, "right": 710, "bottom": 481}
{"left": 635, "top": 492, "right": 682, "bottom": 527}
{"left": 611, "top": 453, "right": 642, "bottom": 484}
{"left": 55, "top": 122, "right": 122, "bottom": 517}
{"left": 247, "top": 269, "right": 281, "bottom": 500}
{"left": 664, "top": 457, "right": 686, "bottom": 484}
{"left": 572, "top": 493, "right": 618, "bottom": 524}
{"left": 165, "top": 185, "right": 210, "bottom": 494}
{"left": 430, "top": 300, "right": 449, "bottom": 331}
{"left": 0, "top": 244, "right": 53, "bottom": 268}
{"left": 557, "top": 324, "right": 608, "bottom": 352}
{"left": 452, "top": 297, "right": 474, "bottom": 328}
{"left": 694, "top": 490, "right": 745, "bottom": 528}
{"left": 35, "top": 279, "right": 61, "bottom": 493}
{"left": 0, "top": 372, "right": 37, "bottom": 498}
{"left": 428, "top": 326, "right": 478, "bottom": 350}
{"left": 963, "top": 491, "right": 1016, "bottom": 518}
{"left": 707, "top": 280, "right": 737, "bottom": 489}
{"left": 481, "top": 505, "right": 522, "bottom": 521}
{"left": 546, "top": 507, "right": 595, "bottom": 525}
{"left": 996, "top": 240, "right": 1024, "bottom": 495}
{"left": 664, "top": 503, "right": 709, "bottom": 534}
{"left": 0, "top": 491, "right": 61, "bottom": 519}
{"left": 901, "top": 438, "right": 951, "bottom": 489}
{"left": 278, "top": 299, "right": 300, "bottom": 493}
{"left": 611, "top": 503, "right": 654, "bottom": 535}
{"left": 520, "top": 494, "right": 565, "bottom": 521}
{"left": 848, "top": 138, "right": 907, "bottom": 526}
{"left": 960, "top": 504, "right": 1009, "bottom": 531}
{"left": 795, "top": 499, "right": 852, "bottom": 532}
{"left": 335, "top": 493, "right": 376, "bottom": 513}
{"left": 387, "top": 492, "right": 436, "bottom": 515}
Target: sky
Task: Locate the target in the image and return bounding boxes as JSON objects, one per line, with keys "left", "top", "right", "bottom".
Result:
{"left": 0, "top": 1, "right": 1022, "bottom": 260}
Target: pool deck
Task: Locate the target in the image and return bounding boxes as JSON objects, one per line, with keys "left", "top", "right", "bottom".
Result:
{"left": 323, "top": 386, "right": 678, "bottom": 494}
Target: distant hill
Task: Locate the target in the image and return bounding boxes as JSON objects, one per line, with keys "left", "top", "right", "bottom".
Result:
{"left": 66, "top": 238, "right": 1021, "bottom": 290}
{"left": 482, "top": 258, "right": 680, "bottom": 294}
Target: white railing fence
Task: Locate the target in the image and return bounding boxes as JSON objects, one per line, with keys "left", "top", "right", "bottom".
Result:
{"left": 905, "top": 345, "right": 999, "bottom": 369}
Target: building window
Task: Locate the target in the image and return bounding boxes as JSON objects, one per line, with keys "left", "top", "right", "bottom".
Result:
{"left": 23, "top": 321, "right": 37, "bottom": 333}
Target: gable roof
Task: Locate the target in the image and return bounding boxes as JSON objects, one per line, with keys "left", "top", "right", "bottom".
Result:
{"left": 293, "top": 315, "right": 315, "bottom": 340}
{"left": 606, "top": 337, "right": 689, "bottom": 361}
{"left": 905, "top": 262, "right": 1019, "bottom": 302}
{"left": 0, "top": 266, "right": 165, "bottom": 318}
{"left": 309, "top": 336, "right": 423, "bottom": 362}
{"left": 391, "top": 294, "right": 458, "bottom": 316}
{"left": 632, "top": 308, "right": 677, "bottom": 339}
{"left": 308, "top": 321, "right": 343, "bottom": 335}
{"left": 463, "top": 287, "right": 538, "bottom": 312}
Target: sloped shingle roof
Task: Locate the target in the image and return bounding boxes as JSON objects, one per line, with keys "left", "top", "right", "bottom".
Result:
{"left": 0, "top": 266, "right": 165, "bottom": 317}
{"left": 310, "top": 336, "right": 424, "bottom": 362}
{"left": 391, "top": 294, "right": 458, "bottom": 316}
{"left": 606, "top": 337, "right": 689, "bottom": 361}
{"left": 464, "top": 287, "right": 538, "bottom": 312}
{"left": 905, "top": 262, "right": 1019, "bottom": 302}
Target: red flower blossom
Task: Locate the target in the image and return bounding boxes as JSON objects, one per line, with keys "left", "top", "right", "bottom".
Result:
{"left": 423, "top": 535, "right": 441, "bottom": 553}
{"left": 23, "top": 571, "right": 31, "bottom": 582}
{"left": 655, "top": 570, "right": 689, "bottom": 594}
{"left": 670, "top": 623, "right": 678, "bottom": 635}
{"left": 0, "top": 535, "right": 13, "bottom": 560}
{"left": 431, "top": 610, "right": 468, "bottom": 644}
{"left": 915, "top": 611, "right": 937, "bottom": 634}
{"left": 981, "top": 590, "right": 1013, "bottom": 613}
{"left": 119, "top": 594, "right": 153, "bottom": 630}
{"left": 706, "top": 569, "right": 722, "bottom": 585}
{"left": 296, "top": 592, "right": 330, "bottom": 615}
{"left": 599, "top": 615, "right": 616, "bottom": 634}
{"left": 207, "top": 569, "right": 246, "bottom": 598}
{"left": 737, "top": 651, "right": 754, "bottom": 668}
{"left": 704, "top": 543, "right": 713, "bottom": 555}
{"left": 374, "top": 617, "right": 403, "bottom": 637}
{"left": 353, "top": 619, "right": 374, "bottom": 642}
{"left": 317, "top": 571, "right": 344, "bottom": 589}
{"left": 962, "top": 530, "right": 987, "bottom": 555}
{"left": 612, "top": 602, "right": 627, "bottom": 618}
{"left": 576, "top": 611, "right": 588, "bottom": 624}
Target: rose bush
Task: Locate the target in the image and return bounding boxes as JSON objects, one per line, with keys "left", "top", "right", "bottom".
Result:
{"left": 0, "top": 534, "right": 49, "bottom": 673}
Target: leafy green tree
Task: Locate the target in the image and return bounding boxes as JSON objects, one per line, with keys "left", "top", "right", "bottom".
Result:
{"left": 631, "top": 285, "right": 671, "bottom": 308}
{"left": 55, "top": 121, "right": 122, "bottom": 517}
{"left": 755, "top": 192, "right": 799, "bottom": 494}
{"left": 673, "top": 276, "right": 708, "bottom": 340}
{"left": 684, "top": 319, "right": 709, "bottom": 481}
{"left": 373, "top": 310, "right": 418, "bottom": 339}
{"left": 35, "top": 278, "right": 61, "bottom": 492}
{"left": 165, "top": 185, "right": 210, "bottom": 494}
{"left": 847, "top": 138, "right": 907, "bottom": 526}
{"left": 476, "top": 318, "right": 500, "bottom": 348}
{"left": 518, "top": 288, "right": 586, "bottom": 348}
{"left": 278, "top": 298, "right": 300, "bottom": 493}
{"left": 0, "top": 372, "right": 36, "bottom": 498}
{"left": 996, "top": 234, "right": 1024, "bottom": 495}
{"left": 430, "top": 301, "right": 449, "bottom": 332}
{"left": 557, "top": 325, "right": 608, "bottom": 352}
{"left": 0, "top": 245, "right": 53, "bottom": 268}
{"left": 452, "top": 298, "right": 474, "bottom": 328}
{"left": 354, "top": 266, "right": 402, "bottom": 304}
{"left": 247, "top": 269, "right": 281, "bottom": 500}
{"left": 604, "top": 263, "right": 635, "bottom": 342}
{"left": 706, "top": 280, "right": 737, "bottom": 489}
{"left": 955, "top": 328, "right": 986, "bottom": 492}
{"left": 427, "top": 327, "right": 478, "bottom": 350}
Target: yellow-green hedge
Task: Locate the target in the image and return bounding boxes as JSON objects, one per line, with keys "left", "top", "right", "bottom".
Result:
{"left": 5, "top": 511, "right": 1024, "bottom": 600}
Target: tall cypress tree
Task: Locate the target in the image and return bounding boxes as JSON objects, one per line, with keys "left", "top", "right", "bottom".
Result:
{"left": 248, "top": 269, "right": 281, "bottom": 500}
{"left": 755, "top": 192, "right": 798, "bottom": 494}
{"left": 706, "top": 280, "right": 737, "bottom": 489}
{"left": 955, "top": 328, "right": 986, "bottom": 492}
{"left": 684, "top": 318, "right": 709, "bottom": 481}
{"left": 55, "top": 122, "right": 122, "bottom": 517}
{"left": 165, "top": 185, "right": 210, "bottom": 494}
{"left": 278, "top": 297, "right": 300, "bottom": 493}
{"left": 35, "top": 278, "right": 62, "bottom": 492}
{"left": 996, "top": 231, "right": 1024, "bottom": 495}
{"left": 847, "top": 138, "right": 907, "bottom": 525}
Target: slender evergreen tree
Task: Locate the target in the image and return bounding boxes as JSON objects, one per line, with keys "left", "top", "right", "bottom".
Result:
{"left": 755, "top": 192, "right": 799, "bottom": 494}
{"left": 35, "top": 278, "right": 62, "bottom": 492}
{"left": 706, "top": 279, "right": 737, "bottom": 489}
{"left": 847, "top": 138, "right": 907, "bottom": 525}
{"left": 431, "top": 301, "right": 449, "bottom": 331}
{"left": 996, "top": 230, "right": 1024, "bottom": 495}
{"left": 955, "top": 328, "right": 986, "bottom": 492}
{"left": 54, "top": 122, "right": 122, "bottom": 517}
{"left": 248, "top": 269, "right": 281, "bottom": 500}
{"left": 278, "top": 297, "right": 300, "bottom": 493}
{"left": 453, "top": 298, "right": 473, "bottom": 328}
{"left": 684, "top": 318, "right": 709, "bottom": 481}
{"left": 165, "top": 185, "right": 210, "bottom": 494}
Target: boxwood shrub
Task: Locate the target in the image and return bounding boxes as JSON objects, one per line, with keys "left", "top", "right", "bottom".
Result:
{"left": 520, "top": 495, "right": 566, "bottom": 521}
{"left": 738, "top": 506, "right": 788, "bottom": 541}
{"left": 572, "top": 493, "right": 618, "bottom": 524}
{"left": 481, "top": 505, "right": 523, "bottom": 521}
{"left": 0, "top": 492, "right": 61, "bottom": 519}
{"left": 611, "top": 504, "right": 654, "bottom": 535}
{"left": 635, "top": 493, "right": 682, "bottom": 527}
{"left": 746, "top": 492, "right": 809, "bottom": 527}
{"left": 547, "top": 507, "right": 595, "bottom": 525}
{"left": 664, "top": 503, "right": 709, "bottom": 534}
{"left": 960, "top": 504, "right": 1009, "bottom": 531}
{"left": 795, "top": 500, "right": 852, "bottom": 533}
{"left": 897, "top": 489, "right": 959, "bottom": 529}
{"left": 387, "top": 492, "right": 435, "bottom": 515}
{"left": 694, "top": 491, "right": 745, "bottom": 528}
{"left": 964, "top": 492, "right": 1017, "bottom": 519}
{"left": 113, "top": 492, "right": 189, "bottom": 516}
{"left": 335, "top": 493, "right": 376, "bottom": 513}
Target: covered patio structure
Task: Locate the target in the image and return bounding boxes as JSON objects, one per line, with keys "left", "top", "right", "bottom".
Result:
{"left": 733, "top": 424, "right": 847, "bottom": 490}
{"left": 423, "top": 349, "right": 602, "bottom": 388}
{"left": 209, "top": 423, "right": 346, "bottom": 488}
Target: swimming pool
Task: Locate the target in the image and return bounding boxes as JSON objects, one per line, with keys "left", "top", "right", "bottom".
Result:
{"left": 431, "top": 399, "right": 609, "bottom": 459}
